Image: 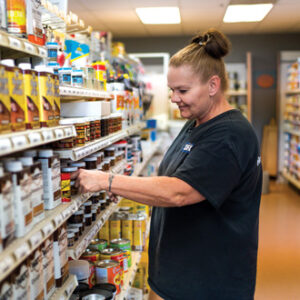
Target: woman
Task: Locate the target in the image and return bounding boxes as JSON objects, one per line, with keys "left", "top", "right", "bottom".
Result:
{"left": 72, "top": 29, "right": 262, "bottom": 300}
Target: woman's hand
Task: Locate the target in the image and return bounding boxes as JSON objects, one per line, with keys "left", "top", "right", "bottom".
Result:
{"left": 71, "top": 169, "right": 108, "bottom": 194}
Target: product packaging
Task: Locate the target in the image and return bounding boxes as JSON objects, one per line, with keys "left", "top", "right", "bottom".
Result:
{"left": 38, "top": 149, "right": 61, "bottom": 210}
{"left": 0, "top": 64, "right": 11, "bottom": 133}
{"left": 26, "top": 0, "right": 43, "bottom": 45}
{"left": 6, "top": 0, "right": 26, "bottom": 37}
{"left": 30, "top": 247, "right": 44, "bottom": 300}
{"left": 2, "top": 59, "right": 26, "bottom": 131}
{"left": 13, "top": 260, "right": 31, "bottom": 300}
{"left": 19, "top": 63, "right": 40, "bottom": 129}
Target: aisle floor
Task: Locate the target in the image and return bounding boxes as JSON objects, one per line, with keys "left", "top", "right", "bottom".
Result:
{"left": 255, "top": 180, "right": 300, "bottom": 300}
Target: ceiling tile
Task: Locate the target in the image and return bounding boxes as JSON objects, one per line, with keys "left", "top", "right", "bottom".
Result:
{"left": 220, "top": 22, "right": 259, "bottom": 34}
{"left": 129, "top": 0, "right": 179, "bottom": 8}
{"left": 146, "top": 24, "right": 183, "bottom": 36}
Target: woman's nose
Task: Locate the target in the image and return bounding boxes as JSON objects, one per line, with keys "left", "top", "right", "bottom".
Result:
{"left": 171, "top": 91, "right": 180, "bottom": 103}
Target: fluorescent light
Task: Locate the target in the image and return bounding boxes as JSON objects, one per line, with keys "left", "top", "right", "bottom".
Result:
{"left": 136, "top": 7, "right": 181, "bottom": 24}
{"left": 223, "top": 4, "right": 273, "bottom": 23}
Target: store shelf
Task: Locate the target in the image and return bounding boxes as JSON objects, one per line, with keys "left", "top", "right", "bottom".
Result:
{"left": 132, "top": 140, "right": 160, "bottom": 176}
{"left": 49, "top": 274, "right": 78, "bottom": 300}
{"left": 286, "top": 89, "right": 300, "bottom": 95}
{"left": 116, "top": 251, "right": 142, "bottom": 300}
{"left": 284, "top": 128, "right": 300, "bottom": 136}
{"left": 67, "top": 201, "right": 119, "bottom": 259}
{"left": 0, "top": 30, "right": 47, "bottom": 59}
{"left": 282, "top": 171, "right": 300, "bottom": 189}
{"left": 226, "top": 89, "right": 247, "bottom": 96}
{"left": 0, "top": 190, "right": 96, "bottom": 283}
{"left": 59, "top": 86, "right": 113, "bottom": 100}
{"left": 0, "top": 125, "right": 76, "bottom": 157}
{"left": 55, "top": 122, "right": 145, "bottom": 161}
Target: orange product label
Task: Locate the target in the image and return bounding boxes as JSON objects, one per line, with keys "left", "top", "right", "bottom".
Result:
{"left": 116, "top": 95, "right": 124, "bottom": 110}
{"left": 6, "top": 0, "right": 26, "bottom": 34}
{"left": 109, "top": 220, "right": 121, "bottom": 240}
{"left": 96, "top": 264, "right": 121, "bottom": 294}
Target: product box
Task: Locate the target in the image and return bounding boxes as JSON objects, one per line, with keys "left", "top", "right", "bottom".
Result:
{"left": 7, "top": 66, "right": 26, "bottom": 131}
{"left": 53, "top": 74, "right": 60, "bottom": 125}
{"left": 36, "top": 69, "right": 55, "bottom": 127}
{"left": 0, "top": 65, "right": 11, "bottom": 133}
{"left": 20, "top": 67, "right": 40, "bottom": 129}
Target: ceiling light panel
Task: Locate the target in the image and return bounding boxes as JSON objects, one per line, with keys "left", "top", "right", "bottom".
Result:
{"left": 223, "top": 4, "right": 273, "bottom": 23}
{"left": 136, "top": 7, "right": 181, "bottom": 24}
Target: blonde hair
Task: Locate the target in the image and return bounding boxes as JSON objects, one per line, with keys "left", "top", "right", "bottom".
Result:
{"left": 169, "top": 28, "right": 231, "bottom": 92}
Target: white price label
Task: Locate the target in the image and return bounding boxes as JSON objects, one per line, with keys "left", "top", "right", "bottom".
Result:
{"left": 11, "top": 135, "right": 27, "bottom": 148}
{"left": 24, "top": 42, "right": 35, "bottom": 53}
{"left": 38, "top": 47, "right": 47, "bottom": 57}
{"left": 42, "top": 222, "right": 54, "bottom": 236}
{"left": 54, "top": 129, "right": 64, "bottom": 139}
{"left": 42, "top": 130, "right": 54, "bottom": 141}
{"left": 8, "top": 36, "right": 21, "bottom": 49}
{"left": 29, "top": 231, "right": 43, "bottom": 248}
{"left": 0, "top": 256, "right": 14, "bottom": 275}
{"left": 53, "top": 213, "right": 63, "bottom": 226}
{"left": 14, "top": 243, "right": 30, "bottom": 260}
{"left": 0, "top": 138, "right": 12, "bottom": 153}
{"left": 61, "top": 207, "right": 71, "bottom": 219}
{"left": 70, "top": 202, "right": 78, "bottom": 213}
{"left": 28, "top": 132, "right": 42, "bottom": 144}
{"left": 63, "top": 127, "right": 73, "bottom": 137}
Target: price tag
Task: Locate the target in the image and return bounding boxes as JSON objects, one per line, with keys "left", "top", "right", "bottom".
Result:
{"left": 63, "top": 127, "right": 73, "bottom": 137}
{"left": 29, "top": 231, "right": 43, "bottom": 248}
{"left": 42, "top": 222, "right": 54, "bottom": 236}
{"left": 0, "top": 256, "right": 14, "bottom": 275}
{"left": 54, "top": 129, "right": 64, "bottom": 139}
{"left": 0, "top": 138, "right": 12, "bottom": 153}
{"left": 42, "top": 130, "right": 54, "bottom": 141}
{"left": 8, "top": 36, "right": 22, "bottom": 49}
{"left": 24, "top": 42, "right": 35, "bottom": 53}
{"left": 61, "top": 207, "right": 71, "bottom": 219}
{"left": 14, "top": 243, "right": 30, "bottom": 260}
{"left": 11, "top": 135, "right": 27, "bottom": 149}
{"left": 28, "top": 132, "right": 42, "bottom": 144}
{"left": 38, "top": 47, "right": 47, "bottom": 57}
{"left": 53, "top": 213, "right": 63, "bottom": 227}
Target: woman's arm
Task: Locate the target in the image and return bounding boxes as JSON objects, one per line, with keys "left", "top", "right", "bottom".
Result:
{"left": 72, "top": 169, "right": 205, "bottom": 207}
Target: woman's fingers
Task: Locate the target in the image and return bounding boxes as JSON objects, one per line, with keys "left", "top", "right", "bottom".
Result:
{"left": 70, "top": 169, "right": 80, "bottom": 180}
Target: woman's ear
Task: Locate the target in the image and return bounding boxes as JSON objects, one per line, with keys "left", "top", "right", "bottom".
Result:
{"left": 208, "top": 75, "right": 221, "bottom": 96}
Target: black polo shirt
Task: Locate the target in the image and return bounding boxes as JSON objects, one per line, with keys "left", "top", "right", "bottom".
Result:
{"left": 148, "top": 110, "right": 262, "bottom": 300}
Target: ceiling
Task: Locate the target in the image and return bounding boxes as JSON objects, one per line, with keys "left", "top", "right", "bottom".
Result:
{"left": 68, "top": 0, "right": 300, "bottom": 37}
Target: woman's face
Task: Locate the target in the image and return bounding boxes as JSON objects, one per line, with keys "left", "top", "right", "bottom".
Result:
{"left": 168, "top": 64, "right": 213, "bottom": 123}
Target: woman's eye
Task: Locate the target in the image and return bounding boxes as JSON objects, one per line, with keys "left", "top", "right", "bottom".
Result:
{"left": 179, "top": 90, "right": 187, "bottom": 94}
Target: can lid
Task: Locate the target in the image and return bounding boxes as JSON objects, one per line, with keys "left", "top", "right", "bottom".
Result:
{"left": 1, "top": 59, "right": 15, "bottom": 67}
{"left": 68, "top": 227, "right": 79, "bottom": 233}
{"left": 4, "top": 161, "right": 23, "bottom": 172}
{"left": 61, "top": 167, "right": 78, "bottom": 172}
{"left": 91, "top": 152, "right": 102, "bottom": 158}
{"left": 92, "top": 209, "right": 97, "bottom": 213}
{"left": 110, "top": 238, "right": 130, "bottom": 245}
{"left": 96, "top": 260, "right": 119, "bottom": 268}
{"left": 70, "top": 162, "right": 86, "bottom": 167}
{"left": 34, "top": 65, "right": 49, "bottom": 72}
{"left": 18, "top": 157, "right": 33, "bottom": 167}
{"left": 84, "top": 201, "right": 92, "bottom": 206}
{"left": 23, "top": 150, "right": 37, "bottom": 157}
{"left": 68, "top": 260, "right": 89, "bottom": 281}
{"left": 18, "top": 63, "right": 32, "bottom": 70}
{"left": 38, "top": 149, "right": 54, "bottom": 158}
{"left": 84, "top": 213, "right": 92, "bottom": 217}
{"left": 67, "top": 232, "right": 74, "bottom": 238}
{"left": 68, "top": 223, "right": 83, "bottom": 228}
{"left": 74, "top": 210, "right": 84, "bottom": 215}
{"left": 83, "top": 157, "right": 97, "bottom": 162}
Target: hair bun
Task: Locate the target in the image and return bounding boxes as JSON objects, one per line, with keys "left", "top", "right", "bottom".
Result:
{"left": 191, "top": 28, "right": 231, "bottom": 59}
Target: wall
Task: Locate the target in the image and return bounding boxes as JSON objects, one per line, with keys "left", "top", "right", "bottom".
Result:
{"left": 117, "top": 33, "right": 300, "bottom": 144}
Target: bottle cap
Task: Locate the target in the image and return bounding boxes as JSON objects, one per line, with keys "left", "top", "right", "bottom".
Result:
{"left": 38, "top": 149, "right": 54, "bottom": 158}
{"left": 18, "top": 157, "right": 33, "bottom": 166}
{"left": 23, "top": 150, "right": 37, "bottom": 157}
{"left": 1, "top": 59, "right": 15, "bottom": 67}
{"left": 18, "top": 63, "right": 32, "bottom": 70}
{"left": 4, "top": 161, "right": 23, "bottom": 172}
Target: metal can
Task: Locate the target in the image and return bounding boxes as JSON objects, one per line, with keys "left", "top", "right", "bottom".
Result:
{"left": 110, "top": 238, "right": 131, "bottom": 268}
{"left": 122, "top": 250, "right": 132, "bottom": 268}
{"left": 95, "top": 260, "right": 121, "bottom": 294}
{"left": 99, "top": 221, "right": 110, "bottom": 241}
{"left": 80, "top": 250, "right": 100, "bottom": 262}
{"left": 100, "top": 248, "right": 127, "bottom": 285}
{"left": 121, "top": 213, "right": 134, "bottom": 243}
{"left": 133, "top": 214, "right": 146, "bottom": 251}
{"left": 109, "top": 214, "right": 121, "bottom": 240}
{"left": 88, "top": 239, "right": 108, "bottom": 252}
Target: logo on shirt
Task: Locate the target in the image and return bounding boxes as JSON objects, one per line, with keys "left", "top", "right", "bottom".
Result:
{"left": 257, "top": 156, "right": 261, "bottom": 166}
{"left": 182, "top": 143, "right": 194, "bottom": 153}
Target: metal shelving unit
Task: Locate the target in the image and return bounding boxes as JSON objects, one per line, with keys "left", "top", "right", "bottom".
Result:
{"left": 49, "top": 274, "right": 78, "bottom": 300}
{"left": 59, "top": 86, "right": 113, "bottom": 100}
{"left": 55, "top": 123, "right": 145, "bottom": 161}
{"left": 0, "top": 125, "right": 76, "bottom": 157}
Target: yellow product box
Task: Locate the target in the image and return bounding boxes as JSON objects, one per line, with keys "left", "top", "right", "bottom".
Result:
{"left": 19, "top": 65, "right": 40, "bottom": 129}
{"left": 119, "top": 198, "right": 135, "bottom": 208}
{"left": 0, "top": 65, "right": 11, "bottom": 133}
{"left": 53, "top": 74, "right": 60, "bottom": 126}
{"left": 6, "top": 66, "right": 26, "bottom": 131}
{"left": 98, "top": 221, "right": 110, "bottom": 241}
{"left": 36, "top": 68, "right": 54, "bottom": 127}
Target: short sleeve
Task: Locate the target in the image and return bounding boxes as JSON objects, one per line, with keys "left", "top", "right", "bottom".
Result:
{"left": 172, "top": 141, "right": 242, "bottom": 208}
